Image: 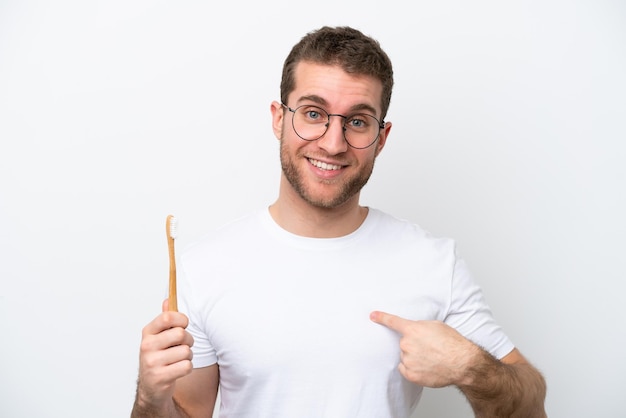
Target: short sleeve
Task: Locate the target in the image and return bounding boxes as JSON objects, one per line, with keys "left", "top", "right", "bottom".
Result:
{"left": 444, "top": 249, "right": 515, "bottom": 360}
{"left": 177, "top": 259, "right": 218, "bottom": 368}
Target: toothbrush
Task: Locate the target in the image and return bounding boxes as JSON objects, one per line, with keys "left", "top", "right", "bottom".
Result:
{"left": 166, "top": 215, "right": 178, "bottom": 312}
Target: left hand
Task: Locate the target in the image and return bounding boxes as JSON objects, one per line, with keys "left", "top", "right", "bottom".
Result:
{"left": 370, "top": 311, "right": 480, "bottom": 388}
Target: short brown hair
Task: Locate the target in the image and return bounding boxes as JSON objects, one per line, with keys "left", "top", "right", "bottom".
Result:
{"left": 280, "top": 26, "right": 394, "bottom": 120}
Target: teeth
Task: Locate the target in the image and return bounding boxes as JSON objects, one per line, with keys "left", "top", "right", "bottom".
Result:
{"left": 309, "top": 158, "right": 342, "bottom": 171}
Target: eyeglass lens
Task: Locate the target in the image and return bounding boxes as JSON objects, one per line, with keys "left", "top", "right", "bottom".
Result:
{"left": 291, "top": 105, "right": 381, "bottom": 149}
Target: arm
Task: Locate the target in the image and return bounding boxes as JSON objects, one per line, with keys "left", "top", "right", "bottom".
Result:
{"left": 459, "top": 348, "right": 546, "bottom": 418}
{"left": 133, "top": 366, "right": 219, "bottom": 418}
{"left": 370, "top": 312, "right": 546, "bottom": 417}
{"left": 131, "top": 300, "right": 220, "bottom": 418}
{"left": 172, "top": 365, "right": 220, "bottom": 418}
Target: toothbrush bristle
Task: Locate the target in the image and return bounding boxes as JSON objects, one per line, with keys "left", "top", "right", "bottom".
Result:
{"left": 168, "top": 216, "right": 178, "bottom": 239}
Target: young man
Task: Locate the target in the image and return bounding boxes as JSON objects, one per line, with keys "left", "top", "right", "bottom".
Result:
{"left": 132, "top": 26, "right": 547, "bottom": 417}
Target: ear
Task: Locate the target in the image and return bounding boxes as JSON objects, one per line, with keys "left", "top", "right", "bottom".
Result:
{"left": 270, "top": 101, "right": 284, "bottom": 140}
{"left": 374, "top": 121, "right": 392, "bottom": 156}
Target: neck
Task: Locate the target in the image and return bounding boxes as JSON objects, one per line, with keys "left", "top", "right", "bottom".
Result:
{"left": 269, "top": 177, "right": 369, "bottom": 238}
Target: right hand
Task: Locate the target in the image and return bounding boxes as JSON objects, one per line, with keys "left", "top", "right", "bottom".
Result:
{"left": 135, "top": 299, "right": 195, "bottom": 410}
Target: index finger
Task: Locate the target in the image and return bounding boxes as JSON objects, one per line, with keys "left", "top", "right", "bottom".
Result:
{"left": 369, "top": 310, "right": 412, "bottom": 334}
{"left": 143, "top": 302, "right": 189, "bottom": 337}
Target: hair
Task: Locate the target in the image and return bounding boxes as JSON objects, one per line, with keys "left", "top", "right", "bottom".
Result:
{"left": 280, "top": 26, "right": 394, "bottom": 120}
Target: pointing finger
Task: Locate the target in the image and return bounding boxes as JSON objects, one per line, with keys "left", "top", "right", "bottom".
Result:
{"left": 370, "top": 310, "right": 411, "bottom": 334}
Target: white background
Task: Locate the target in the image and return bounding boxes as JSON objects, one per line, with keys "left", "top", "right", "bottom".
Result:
{"left": 1, "top": 1, "right": 625, "bottom": 417}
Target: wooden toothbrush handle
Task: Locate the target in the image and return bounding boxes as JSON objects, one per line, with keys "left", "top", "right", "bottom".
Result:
{"left": 166, "top": 217, "right": 178, "bottom": 312}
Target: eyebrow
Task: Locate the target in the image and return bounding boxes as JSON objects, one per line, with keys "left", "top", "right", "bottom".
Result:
{"left": 295, "top": 95, "right": 379, "bottom": 116}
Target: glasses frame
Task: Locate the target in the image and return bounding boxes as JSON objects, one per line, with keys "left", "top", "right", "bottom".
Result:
{"left": 282, "top": 103, "right": 385, "bottom": 149}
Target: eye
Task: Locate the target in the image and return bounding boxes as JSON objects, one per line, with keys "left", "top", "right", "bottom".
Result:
{"left": 306, "top": 110, "right": 321, "bottom": 120}
{"left": 346, "top": 114, "right": 370, "bottom": 130}
{"left": 299, "top": 106, "right": 327, "bottom": 123}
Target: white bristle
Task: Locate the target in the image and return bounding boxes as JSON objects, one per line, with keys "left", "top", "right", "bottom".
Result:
{"left": 169, "top": 216, "right": 178, "bottom": 239}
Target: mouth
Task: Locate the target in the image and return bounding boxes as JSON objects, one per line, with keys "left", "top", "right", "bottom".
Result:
{"left": 308, "top": 158, "right": 344, "bottom": 171}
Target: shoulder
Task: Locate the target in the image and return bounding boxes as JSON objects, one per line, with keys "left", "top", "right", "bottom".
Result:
{"left": 367, "top": 208, "right": 455, "bottom": 252}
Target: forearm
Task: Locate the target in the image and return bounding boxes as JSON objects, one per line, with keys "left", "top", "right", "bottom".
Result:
{"left": 459, "top": 350, "right": 547, "bottom": 418}
{"left": 131, "top": 390, "right": 191, "bottom": 418}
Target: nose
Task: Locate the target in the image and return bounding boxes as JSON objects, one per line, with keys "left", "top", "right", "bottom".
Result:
{"left": 317, "top": 115, "right": 349, "bottom": 154}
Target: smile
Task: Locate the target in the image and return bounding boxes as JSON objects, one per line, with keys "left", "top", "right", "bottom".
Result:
{"left": 308, "top": 158, "right": 343, "bottom": 171}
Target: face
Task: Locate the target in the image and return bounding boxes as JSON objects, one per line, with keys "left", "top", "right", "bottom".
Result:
{"left": 271, "top": 62, "right": 391, "bottom": 210}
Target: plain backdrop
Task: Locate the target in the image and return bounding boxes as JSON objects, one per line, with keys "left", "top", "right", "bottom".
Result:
{"left": 1, "top": 1, "right": 625, "bottom": 417}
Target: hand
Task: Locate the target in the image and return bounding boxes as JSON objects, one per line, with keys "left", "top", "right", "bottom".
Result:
{"left": 370, "top": 311, "right": 480, "bottom": 388}
{"left": 135, "top": 299, "right": 195, "bottom": 410}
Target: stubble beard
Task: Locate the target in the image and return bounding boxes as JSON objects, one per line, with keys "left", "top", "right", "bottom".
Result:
{"left": 279, "top": 138, "right": 377, "bottom": 209}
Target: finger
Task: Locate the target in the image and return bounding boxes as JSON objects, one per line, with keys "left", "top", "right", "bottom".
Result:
{"left": 370, "top": 310, "right": 411, "bottom": 334}
{"left": 156, "top": 341, "right": 194, "bottom": 366}
{"left": 162, "top": 298, "right": 169, "bottom": 312}
{"left": 141, "top": 326, "right": 194, "bottom": 356}
{"left": 166, "top": 356, "right": 194, "bottom": 379}
{"left": 397, "top": 361, "right": 409, "bottom": 380}
{"left": 139, "top": 346, "right": 193, "bottom": 389}
{"left": 143, "top": 310, "right": 189, "bottom": 338}
{"left": 160, "top": 326, "right": 194, "bottom": 349}
{"left": 169, "top": 326, "right": 194, "bottom": 348}
{"left": 152, "top": 348, "right": 194, "bottom": 383}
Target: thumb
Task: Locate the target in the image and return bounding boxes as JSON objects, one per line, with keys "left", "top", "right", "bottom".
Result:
{"left": 162, "top": 298, "right": 169, "bottom": 312}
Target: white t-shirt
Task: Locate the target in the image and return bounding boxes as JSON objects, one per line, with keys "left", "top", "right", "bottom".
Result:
{"left": 177, "top": 208, "right": 514, "bottom": 417}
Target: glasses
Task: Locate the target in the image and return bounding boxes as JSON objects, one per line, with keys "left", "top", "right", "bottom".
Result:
{"left": 282, "top": 103, "right": 385, "bottom": 149}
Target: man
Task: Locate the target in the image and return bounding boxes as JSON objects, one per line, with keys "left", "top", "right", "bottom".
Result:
{"left": 132, "top": 26, "right": 546, "bottom": 417}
